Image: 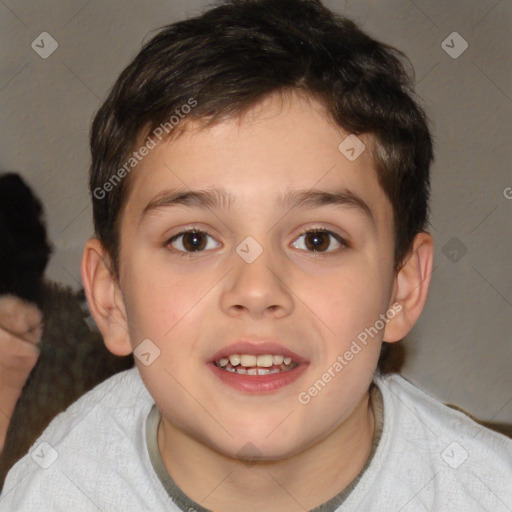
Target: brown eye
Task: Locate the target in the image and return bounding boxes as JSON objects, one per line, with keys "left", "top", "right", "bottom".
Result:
{"left": 168, "top": 230, "right": 220, "bottom": 253}
{"left": 182, "top": 232, "right": 207, "bottom": 251}
{"left": 304, "top": 231, "right": 330, "bottom": 251}
{"left": 291, "top": 229, "right": 346, "bottom": 253}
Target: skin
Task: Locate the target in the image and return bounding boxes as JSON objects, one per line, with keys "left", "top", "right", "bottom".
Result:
{"left": 82, "top": 91, "right": 433, "bottom": 511}
{"left": 0, "top": 295, "right": 42, "bottom": 452}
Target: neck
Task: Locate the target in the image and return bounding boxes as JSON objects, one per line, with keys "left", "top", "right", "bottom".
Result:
{"left": 158, "top": 390, "right": 375, "bottom": 512}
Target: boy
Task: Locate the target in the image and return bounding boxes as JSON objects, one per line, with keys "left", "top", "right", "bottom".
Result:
{"left": 1, "top": 0, "right": 511, "bottom": 510}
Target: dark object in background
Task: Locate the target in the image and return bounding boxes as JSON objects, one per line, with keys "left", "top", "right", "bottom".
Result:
{"left": 0, "top": 173, "right": 52, "bottom": 307}
{"left": 0, "top": 173, "right": 133, "bottom": 490}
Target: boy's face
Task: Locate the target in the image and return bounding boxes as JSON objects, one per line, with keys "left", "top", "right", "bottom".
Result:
{"left": 116, "top": 92, "right": 398, "bottom": 459}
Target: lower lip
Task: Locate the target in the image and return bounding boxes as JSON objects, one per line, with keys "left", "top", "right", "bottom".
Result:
{"left": 207, "top": 362, "right": 309, "bottom": 393}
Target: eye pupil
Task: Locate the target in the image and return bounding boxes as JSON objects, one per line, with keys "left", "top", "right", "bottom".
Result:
{"left": 184, "top": 232, "right": 206, "bottom": 251}
{"left": 305, "top": 232, "right": 329, "bottom": 252}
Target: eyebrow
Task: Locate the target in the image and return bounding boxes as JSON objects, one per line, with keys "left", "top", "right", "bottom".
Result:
{"left": 141, "top": 186, "right": 375, "bottom": 225}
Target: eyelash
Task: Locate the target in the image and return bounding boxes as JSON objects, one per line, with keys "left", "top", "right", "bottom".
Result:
{"left": 165, "top": 226, "right": 348, "bottom": 257}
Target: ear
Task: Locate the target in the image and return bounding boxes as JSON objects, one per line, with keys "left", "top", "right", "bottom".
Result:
{"left": 80, "top": 238, "right": 132, "bottom": 356}
{"left": 383, "top": 232, "right": 434, "bottom": 342}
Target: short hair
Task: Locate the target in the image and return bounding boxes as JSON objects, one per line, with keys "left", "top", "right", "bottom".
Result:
{"left": 89, "top": 0, "right": 434, "bottom": 371}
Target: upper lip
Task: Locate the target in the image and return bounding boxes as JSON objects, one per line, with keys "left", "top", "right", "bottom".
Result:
{"left": 209, "top": 339, "right": 309, "bottom": 364}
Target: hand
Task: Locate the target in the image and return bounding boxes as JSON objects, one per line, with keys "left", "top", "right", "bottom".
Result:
{"left": 0, "top": 295, "right": 42, "bottom": 389}
{"left": 0, "top": 294, "right": 43, "bottom": 344}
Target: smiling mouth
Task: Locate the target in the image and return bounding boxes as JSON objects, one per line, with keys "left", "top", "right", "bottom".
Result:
{"left": 214, "top": 354, "right": 298, "bottom": 375}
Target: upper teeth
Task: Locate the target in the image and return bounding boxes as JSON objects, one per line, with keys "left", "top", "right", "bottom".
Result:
{"left": 217, "top": 354, "right": 292, "bottom": 367}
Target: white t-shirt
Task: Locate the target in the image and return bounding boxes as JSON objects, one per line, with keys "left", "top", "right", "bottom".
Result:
{"left": 0, "top": 367, "right": 510, "bottom": 511}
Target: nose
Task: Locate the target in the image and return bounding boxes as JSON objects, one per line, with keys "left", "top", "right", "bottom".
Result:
{"left": 220, "top": 239, "right": 294, "bottom": 320}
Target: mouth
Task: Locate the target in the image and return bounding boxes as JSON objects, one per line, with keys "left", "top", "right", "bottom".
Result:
{"left": 208, "top": 343, "right": 309, "bottom": 393}
{"left": 214, "top": 353, "right": 298, "bottom": 375}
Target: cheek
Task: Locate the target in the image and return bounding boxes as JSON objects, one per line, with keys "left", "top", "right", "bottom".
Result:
{"left": 122, "top": 254, "right": 209, "bottom": 339}
{"left": 121, "top": 267, "right": 217, "bottom": 387}
{"left": 301, "top": 264, "right": 389, "bottom": 343}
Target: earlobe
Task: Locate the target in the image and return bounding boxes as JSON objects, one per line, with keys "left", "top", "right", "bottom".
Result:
{"left": 80, "top": 238, "right": 133, "bottom": 356}
{"left": 383, "top": 232, "right": 434, "bottom": 342}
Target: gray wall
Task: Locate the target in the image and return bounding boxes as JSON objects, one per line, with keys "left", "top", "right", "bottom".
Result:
{"left": 1, "top": 0, "right": 511, "bottom": 422}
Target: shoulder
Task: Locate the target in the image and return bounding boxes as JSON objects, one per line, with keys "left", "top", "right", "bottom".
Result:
{"left": 39, "top": 366, "right": 150, "bottom": 441}
{"left": 376, "top": 372, "right": 512, "bottom": 451}
{"left": 343, "top": 373, "right": 512, "bottom": 511}
{"left": 0, "top": 368, "right": 172, "bottom": 511}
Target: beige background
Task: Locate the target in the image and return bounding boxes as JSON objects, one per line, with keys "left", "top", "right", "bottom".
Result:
{"left": 1, "top": 0, "right": 511, "bottom": 422}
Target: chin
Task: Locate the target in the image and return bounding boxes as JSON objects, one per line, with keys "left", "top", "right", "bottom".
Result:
{"left": 210, "top": 431, "right": 309, "bottom": 464}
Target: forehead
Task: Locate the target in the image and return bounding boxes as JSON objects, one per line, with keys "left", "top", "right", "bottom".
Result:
{"left": 121, "top": 92, "right": 392, "bottom": 228}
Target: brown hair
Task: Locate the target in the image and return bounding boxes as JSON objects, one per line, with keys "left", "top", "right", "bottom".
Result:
{"left": 89, "top": 0, "right": 434, "bottom": 371}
